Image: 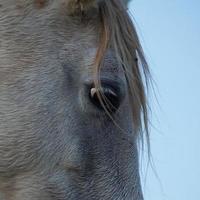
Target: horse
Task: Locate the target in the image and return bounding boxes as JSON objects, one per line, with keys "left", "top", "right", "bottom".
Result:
{"left": 0, "top": 0, "right": 150, "bottom": 199}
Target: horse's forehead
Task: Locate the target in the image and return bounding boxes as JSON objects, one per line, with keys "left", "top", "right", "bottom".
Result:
{"left": 0, "top": 0, "right": 82, "bottom": 17}
{"left": 1, "top": 0, "right": 45, "bottom": 9}
{"left": 10, "top": 0, "right": 56, "bottom": 7}
{"left": 0, "top": 0, "right": 124, "bottom": 79}
{"left": 0, "top": 0, "right": 100, "bottom": 48}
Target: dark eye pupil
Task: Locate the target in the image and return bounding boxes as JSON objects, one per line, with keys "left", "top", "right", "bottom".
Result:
{"left": 89, "top": 87, "right": 120, "bottom": 112}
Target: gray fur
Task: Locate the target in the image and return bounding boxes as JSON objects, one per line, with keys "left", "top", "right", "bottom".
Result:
{"left": 0, "top": 0, "right": 143, "bottom": 199}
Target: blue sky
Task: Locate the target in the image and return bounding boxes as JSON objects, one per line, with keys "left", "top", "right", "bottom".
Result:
{"left": 129, "top": 1, "right": 200, "bottom": 199}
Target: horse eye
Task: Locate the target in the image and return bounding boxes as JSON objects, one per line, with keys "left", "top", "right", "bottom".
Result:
{"left": 89, "top": 86, "right": 120, "bottom": 112}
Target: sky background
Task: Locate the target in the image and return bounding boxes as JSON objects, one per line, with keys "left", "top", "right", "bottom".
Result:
{"left": 129, "top": 1, "right": 200, "bottom": 200}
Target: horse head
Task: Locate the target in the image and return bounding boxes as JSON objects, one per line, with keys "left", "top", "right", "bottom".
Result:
{"left": 0, "top": 0, "right": 150, "bottom": 199}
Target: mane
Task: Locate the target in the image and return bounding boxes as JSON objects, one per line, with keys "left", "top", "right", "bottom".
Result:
{"left": 94, "top": 0, "right": 151, "bottom": 149}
